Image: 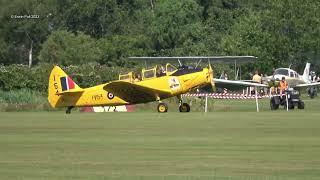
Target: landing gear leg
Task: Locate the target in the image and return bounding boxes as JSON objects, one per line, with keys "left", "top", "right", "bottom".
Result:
{"left": 66, "top": 106, "right": 74, "bottom": 114}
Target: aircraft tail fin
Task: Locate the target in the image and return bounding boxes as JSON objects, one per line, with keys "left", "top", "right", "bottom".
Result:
{"left": 302, "top": 62, "right": 311, "bottom": 82}
{"left": 48, "top": 66, "right": 83, "bottom": 108}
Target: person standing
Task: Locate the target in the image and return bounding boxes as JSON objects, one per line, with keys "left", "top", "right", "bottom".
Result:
{"left": 251, "top": 71, "right": 262, "bottom": 95}
{"left": 252, "top": 71, "right": 262, "bottom": 83}
{"left": 279, "top": 76, "right": 288, "bottom": 95}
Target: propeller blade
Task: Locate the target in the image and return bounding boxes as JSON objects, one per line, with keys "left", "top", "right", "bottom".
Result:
{"left": 208, "top": 62, "right": 216, "bottom": 91}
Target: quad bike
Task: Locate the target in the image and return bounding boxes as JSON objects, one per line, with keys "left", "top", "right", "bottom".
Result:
{"left": 270, "top": 89, "right": 304, "bottom": 110}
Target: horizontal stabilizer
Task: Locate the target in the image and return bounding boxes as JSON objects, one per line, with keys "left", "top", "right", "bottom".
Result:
{"left": 55, "top": 88, "right": 84, "bottom": 95}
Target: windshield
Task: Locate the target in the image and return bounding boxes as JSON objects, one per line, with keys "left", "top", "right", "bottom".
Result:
{"left": 119, "top": 74, "right": 130, "bottom": 81}
{"left": 274, "top": 69, "right": 288, "bottom": 76}
{"left": 143, "top": 69, "right": 156, "bottom": 79}
{"left": 166, "top": 63, "right": 177, "bottom": 73}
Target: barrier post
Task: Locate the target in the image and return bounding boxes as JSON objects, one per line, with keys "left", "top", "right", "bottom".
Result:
{"left": 205, "top": 94, "right": 208, "bottom": 112}
{"left": 255, "top": 87, "right": 259, "bottom": 112}
{"left": 286, "top": 94, "right": 289, "bottom": 111}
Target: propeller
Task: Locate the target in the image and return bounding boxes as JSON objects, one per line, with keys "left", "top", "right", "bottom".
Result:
{"left": 208, "top": 61, "right": 216, "bottom": 91}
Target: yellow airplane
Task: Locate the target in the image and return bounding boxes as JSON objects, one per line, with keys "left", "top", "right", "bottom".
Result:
{"left": 48, "top": 56, "right": 264, "bottom": 113}
{"left": 48, "top": 62, "right": 215, "bottom": 113}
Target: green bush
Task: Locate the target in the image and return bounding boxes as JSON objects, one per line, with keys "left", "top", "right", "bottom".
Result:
{"left": 0, "top": 64, "right": 51, "bottom": 92}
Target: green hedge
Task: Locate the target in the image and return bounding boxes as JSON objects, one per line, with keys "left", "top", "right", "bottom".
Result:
{"left": 0, "top": 63, "right": 128, "bottom": 92}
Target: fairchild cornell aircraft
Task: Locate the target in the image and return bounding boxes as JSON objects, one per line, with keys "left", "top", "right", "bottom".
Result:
{"left": 270, "top": 62, "right": 320, "bottom": 98}
{"left": 47, "top": 56, "right": 266, "bottom": 113}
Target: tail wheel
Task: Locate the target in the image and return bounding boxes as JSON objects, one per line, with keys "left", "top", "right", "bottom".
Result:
{"left": 66, "top": 106, "right": 74, "bottom": 114}
{"left": 179, "top": 103, "right": 190, "bottom": 112}
{"left": 157, "top": 103, "right": 168, "bottom": 113}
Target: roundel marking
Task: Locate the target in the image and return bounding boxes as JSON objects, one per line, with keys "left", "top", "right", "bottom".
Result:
{"left": 107, "top": 92, "right": 114, "bottom": 99}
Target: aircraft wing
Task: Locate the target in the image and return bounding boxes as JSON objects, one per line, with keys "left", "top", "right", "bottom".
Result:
{"left": 129, "top": 56, "right": 257, "bottom": 64}
{"left": 213, "top": 78, "right": 267, "bottom": 89}
{"left": 103, "top": 81, "right": 172, "bottom": 104}
{"left": 294, "top": 82, "right": 320, "bottom": 88}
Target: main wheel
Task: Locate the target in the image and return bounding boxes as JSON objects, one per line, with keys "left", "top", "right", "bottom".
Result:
{"left": 298, "top": 101, "right": 305, "bottom": 109}
{"left": 157, "top": 103, "right": 168, "bottom": 113}
{"left": 179, "top": 103, "right": 190, "bottom": 112}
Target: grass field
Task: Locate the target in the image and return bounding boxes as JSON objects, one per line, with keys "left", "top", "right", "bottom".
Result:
{"left": 1, "top": 110, "right": 320, "bottom": 180}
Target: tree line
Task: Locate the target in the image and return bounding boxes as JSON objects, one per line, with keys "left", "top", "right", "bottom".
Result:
{"left": 0, "top": 0, "right": 319, "bottom": 84}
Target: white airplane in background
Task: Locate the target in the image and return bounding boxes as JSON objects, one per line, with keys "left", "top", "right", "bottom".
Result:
{"left": 270, "top": 63, "right": 320, "bottom": 98}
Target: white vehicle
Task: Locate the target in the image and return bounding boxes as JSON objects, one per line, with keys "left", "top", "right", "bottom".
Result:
{"left": 270, "top": 63, "right": 320, "bottom": 98}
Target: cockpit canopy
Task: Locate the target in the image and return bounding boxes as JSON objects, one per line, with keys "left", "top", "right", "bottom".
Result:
{"left": 119, "top": 63, "right": 178, "bottom": 82}
{"left": 166, "top": 63, "right": 177, "bottom": 75}
{"left": 142, "top": 63, "right": 178, "bottom": 80}
{"left": 119, "top": 72, "right": 134, "bottom": 82}
{"left": 274, "top": 68, "right": 288, "bottom": 76}
{"left": 274, "top": 68, "right": 299, "bottom": 78}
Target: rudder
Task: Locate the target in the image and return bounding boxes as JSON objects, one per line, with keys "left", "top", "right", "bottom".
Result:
{"left": 48, "top": 66, "right": 82, "bottom": 108}
{"left": 302, "top": 63, "right": 311, "bottom": 82}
